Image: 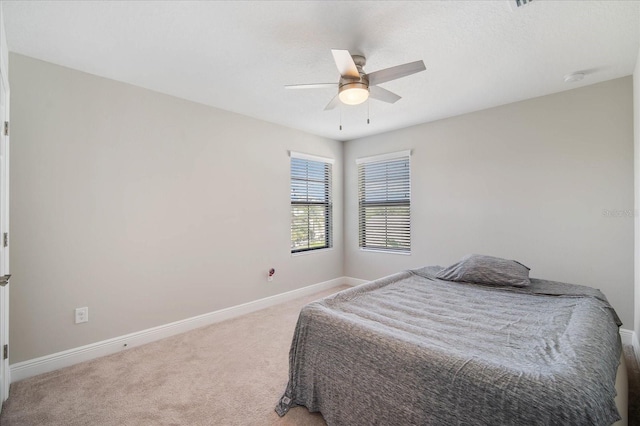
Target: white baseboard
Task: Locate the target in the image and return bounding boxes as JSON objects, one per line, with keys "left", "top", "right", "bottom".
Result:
{"left": 344, "top": 277, "right": 368, "bottom": 287}
{"left": 620, "top": 328, "right": 634, "bottom": 345}
{"left": 10, "top": 277, "right": 348, "bottom": 383}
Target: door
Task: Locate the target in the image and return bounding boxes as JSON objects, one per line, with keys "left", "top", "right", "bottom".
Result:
{"left": 0, "top": 59, "right": 9, "bottom": 405}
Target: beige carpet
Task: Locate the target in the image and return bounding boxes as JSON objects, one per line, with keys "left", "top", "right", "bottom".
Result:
{"left": 0, "top": 286, "right": 349, "bottom": 426}
{"left": 1, "top": 284, "right": 639, "bottom": 426}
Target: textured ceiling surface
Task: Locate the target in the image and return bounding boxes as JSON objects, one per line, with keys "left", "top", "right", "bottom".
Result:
{"left": 2, "top": 1, "right": 639, "bottom": 141}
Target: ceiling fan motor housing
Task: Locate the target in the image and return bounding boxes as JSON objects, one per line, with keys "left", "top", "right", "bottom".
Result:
{"left": 338, "top": 55, "right": 369, "bottom": 89}
{"left": 338, "top": 54, "right": 370, "bottom": 105}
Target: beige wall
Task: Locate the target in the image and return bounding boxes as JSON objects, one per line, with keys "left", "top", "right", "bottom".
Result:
{"left": 9, "top": 54, "right": 344, "bottom": 363}
{"left": 9, "top": 53, "right": 636, "bottom": 364}
{"left": 344, "top": 77, "right": 635, "bottom": 328}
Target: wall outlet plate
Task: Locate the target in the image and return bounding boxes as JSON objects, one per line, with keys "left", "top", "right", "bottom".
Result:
{"left": 75, "top": 307, "right": 88, "bottom": 324}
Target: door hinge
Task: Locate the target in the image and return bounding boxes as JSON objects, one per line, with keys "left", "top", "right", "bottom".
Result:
{"left": 3, "top": 121, "right": 7, "bottom": 136}
{"left": 3, "top": 345, "right": 7, "bottom": 360}
{"left": 3, "top": 233, "right": 8, "bottom": 248}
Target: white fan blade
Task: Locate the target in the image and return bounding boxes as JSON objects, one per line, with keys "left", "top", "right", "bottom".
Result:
{"left": 367, "top": 60, "right": 426, "bottom": 86}
{"left": 369, "top": 86, "right": 401, "bottom": 104}
{"left": 331, "top": 49, "right": 360, "bottom": 78}
{"left": 324, "top": 94, "right": 341, "bottom": 111}
{"left": 285, "top": 83, "right": 338, "bottom": 89}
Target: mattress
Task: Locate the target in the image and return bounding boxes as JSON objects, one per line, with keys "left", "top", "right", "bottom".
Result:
{"left": 276, "top": 266, "right": 623, "bottom": 425}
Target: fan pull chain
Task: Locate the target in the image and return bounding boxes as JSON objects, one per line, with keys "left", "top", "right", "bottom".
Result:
{"left": 367, "top": 99, "right": 370, "bottom": 124}
{"left": 339, "top": 107, "right": 343, "bottom": 131}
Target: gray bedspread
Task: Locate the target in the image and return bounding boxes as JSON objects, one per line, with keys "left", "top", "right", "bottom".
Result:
{"left": 275, "top": 266, "right": 622, "bottom": 425}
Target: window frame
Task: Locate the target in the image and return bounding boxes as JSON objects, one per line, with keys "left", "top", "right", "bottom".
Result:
{"left": 357, "top": 150, "right": 411, "bottom": 254}
{"left": 290, "top": 152, "right": 334, "bottom": 254}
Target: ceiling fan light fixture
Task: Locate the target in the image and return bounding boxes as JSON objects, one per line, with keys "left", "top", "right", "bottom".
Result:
{"left": 286, "top": 49, "right": 426, "bottom": 111}
{"left": 338, "top": 82, "right": 369, "bottom": 105}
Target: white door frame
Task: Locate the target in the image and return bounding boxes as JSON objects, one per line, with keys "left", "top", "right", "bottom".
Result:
{"left": 0, "top": 62, "right": 9, "bottom": 406}
{"left": 0, "top": 1, "right": 11, "bottom": 406}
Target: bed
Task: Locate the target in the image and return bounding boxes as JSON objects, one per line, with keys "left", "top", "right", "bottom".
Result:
{"left": 275, "top": 255, "right": 625, "bottom": 426}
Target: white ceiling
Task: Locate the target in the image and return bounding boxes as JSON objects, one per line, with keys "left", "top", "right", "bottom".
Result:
{"left": 2, "top": 1, "right": 639, "bottom": 142}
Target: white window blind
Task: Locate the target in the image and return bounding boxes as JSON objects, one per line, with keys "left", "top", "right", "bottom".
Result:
{"left": 290, "top": 154, "right": 333, "bottom": 253}
{"left": 357, "top": 152, "right": 411, "bottom": 253}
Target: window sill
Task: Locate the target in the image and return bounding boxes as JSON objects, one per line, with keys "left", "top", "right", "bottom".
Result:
{"left": 359, "top": 248, "right": 411, "bottom": 256}
{"left": 291, "top": 247, "right": 334, "bottom": 257}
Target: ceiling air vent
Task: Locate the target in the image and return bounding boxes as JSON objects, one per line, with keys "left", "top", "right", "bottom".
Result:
{"left": 511, "top": 0, "right": 533, "bottom": 10}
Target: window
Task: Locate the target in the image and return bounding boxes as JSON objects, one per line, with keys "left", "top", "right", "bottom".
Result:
{"left": 290, "top": 152, "right": 333, "bottom": 253}
{"left": 357, "top": 151, "right": 411, "bottom": 253}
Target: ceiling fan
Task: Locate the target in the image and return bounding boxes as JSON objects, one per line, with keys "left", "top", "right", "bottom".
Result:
{"left": 285, "top": 49, "right": 426, "bottom": 110}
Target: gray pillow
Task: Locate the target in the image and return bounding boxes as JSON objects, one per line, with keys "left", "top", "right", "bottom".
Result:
{"left": 435, "top": 254, "right": 531, "bottom": 287}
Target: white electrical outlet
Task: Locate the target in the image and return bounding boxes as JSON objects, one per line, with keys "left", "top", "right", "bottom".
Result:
{"left": 75, "top": 307, "right": 88, "bottom": 324}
